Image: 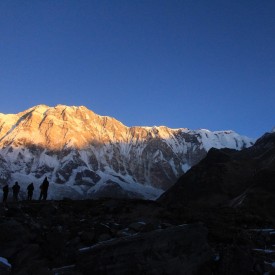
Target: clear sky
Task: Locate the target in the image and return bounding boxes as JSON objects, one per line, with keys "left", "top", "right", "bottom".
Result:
{"left": 0, "top": 0, "right": 274, "bottom": 138}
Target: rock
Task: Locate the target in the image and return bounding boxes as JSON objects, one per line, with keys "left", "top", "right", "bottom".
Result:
{"left": 80, "top": 231, "right": 96, "bottom": 244}
{"left": 41, "top": 229, "right": 66, "bottom": 266}
{"left": 116, "top": 228, "right": 136, "bottom": 237}
{"left": 94, "top": 223, "right": 112, "bottom": 239}
{"left": 11, "top": 245, "right": 52, "bottom": 275}
{"left": 0, "top": 220, "right": 30, "bottom": 258}
{"left": 97, "top": 233, "right": 112, "bottom": 242}
{"left": 52, "top": 264, "right": 81, "bottom": 275}
{"left": 215, "top": 245, "right": 255, "bottom": 275}
{"left": 40, "top": 203, "right": 58, "bottom": 217}
{"left": 77, "top": 223, "right": 213, "bottom": 275}
{"left": 13, "top": 244, "right": 40, "bottom": 267}
{"left": 0, "top": 257, "right": 11, "bottom": 275}
{"left": 16, "top": 265, "right": 52, "bottom": 275}
{"left": 128, "top": 221, "right": 146, "bottom": 232}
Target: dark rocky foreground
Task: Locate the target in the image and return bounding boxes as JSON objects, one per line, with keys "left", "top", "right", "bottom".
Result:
{"left": 1, "top": 197, "right": 275, "bottom": 275}
{"left": 0, "top": 199, "right": 211, "bottom": 275}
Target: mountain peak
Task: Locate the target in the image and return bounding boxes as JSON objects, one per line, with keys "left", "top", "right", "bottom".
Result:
{"left": 30, "top": 104, "right": 50, "bottom": 114}
{"left": 0, "top": 104, "right": 255, "bottom": 200}
{"left": 23, "top": 104, "right": 91, "bottom": 115}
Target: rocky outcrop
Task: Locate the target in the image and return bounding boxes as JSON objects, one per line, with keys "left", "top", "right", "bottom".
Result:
{"left": 77, "top": 224, "right": 212, "bottom": 275}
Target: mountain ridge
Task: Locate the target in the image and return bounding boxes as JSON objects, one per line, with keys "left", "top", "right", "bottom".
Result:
{"left": 0, "top": 104, "right": 254, "bottom": 199}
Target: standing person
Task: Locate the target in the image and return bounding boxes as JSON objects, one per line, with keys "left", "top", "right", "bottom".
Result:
{"left": 39, "top": 177, "right": 49, "bottom": 200}
{"left": 27, "top": 182, "right": 34, "bottom": 201}
{"left": 2, "top": 184, "right": 9, "bottom": 206}
{"left": 12, "top": 182, "right": 20, "bottom": 201}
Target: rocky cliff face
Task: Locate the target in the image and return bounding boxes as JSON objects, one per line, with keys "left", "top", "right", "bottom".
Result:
{"left": 0, "top": 105, "right": 254, "bottom": 199}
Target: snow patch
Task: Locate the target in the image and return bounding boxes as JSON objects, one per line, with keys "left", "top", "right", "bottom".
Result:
{"left": 182, "top": 163, "right": 191, "bottom": 173}
{"left": 0, "top": 256, "right": 11, "bottom": 268}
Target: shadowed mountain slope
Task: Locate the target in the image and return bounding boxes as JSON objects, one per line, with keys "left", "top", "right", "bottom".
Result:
{"left": 159, "top": 132, "right": 275, "bottom": 213}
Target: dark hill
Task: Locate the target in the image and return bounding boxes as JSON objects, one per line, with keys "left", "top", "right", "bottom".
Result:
{"left": 159, "top": 132, "right": 275, "bottom": 214}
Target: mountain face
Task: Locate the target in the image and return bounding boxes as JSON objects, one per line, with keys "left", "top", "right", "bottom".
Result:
{"left": 0, "top": 105, "right": 254, "bottom": 199}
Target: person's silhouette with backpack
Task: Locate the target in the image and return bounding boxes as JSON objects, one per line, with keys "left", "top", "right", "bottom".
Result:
{"left": 12, "top": 182, "right": 20, "bottom": 201}
{"left": 39, "top": 177, "right": 49, "bottom": 200}
{"left": 27, "top": 182, "right": 34, "bottom": 201}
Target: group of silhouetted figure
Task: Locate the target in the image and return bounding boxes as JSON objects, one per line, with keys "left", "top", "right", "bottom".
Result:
{"left": 2, "top": 177, "right": 49, "bottom": 206}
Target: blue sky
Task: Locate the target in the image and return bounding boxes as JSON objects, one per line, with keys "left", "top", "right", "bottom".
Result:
{"left": 0, "top": 0, "right": 274, "bottom": 138}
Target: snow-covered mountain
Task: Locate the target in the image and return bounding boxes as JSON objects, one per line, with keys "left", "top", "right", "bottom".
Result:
{"left": 0, "top": 105, "right": 254, "bottom": 199}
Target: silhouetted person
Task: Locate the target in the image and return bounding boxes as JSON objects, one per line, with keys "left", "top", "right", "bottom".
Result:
{"left": 12, "top": 182, "right": 20, "bottom": 201}
{"left": 2, "top": 184, "right": 9, "bottom": 206}
{"left": 39, "top": 177, "right": 49, "bottom": 200}
{"left": 27, "top": 182, "right": 34, "bottom": 201}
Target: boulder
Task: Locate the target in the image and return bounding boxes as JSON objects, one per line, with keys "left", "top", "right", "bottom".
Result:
{"left": 77, "top": 223, "right": 213, "bottom": 275}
